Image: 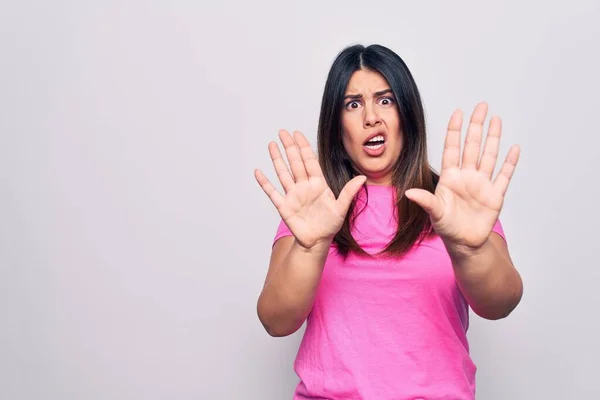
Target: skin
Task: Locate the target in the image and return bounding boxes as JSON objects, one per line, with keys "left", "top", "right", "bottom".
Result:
{"left": 340, "top": 69, "right": 403, "bottom": 185}
{"left": 254, "top": 69, "right": 523, "bottom": 337}
{"left": 405, "top": 104, "right": 523, "bottom": 319}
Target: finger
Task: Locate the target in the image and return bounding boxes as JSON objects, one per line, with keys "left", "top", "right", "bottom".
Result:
{"left": 441, "top": 109, "right": 463, "bottom": 171}
{"left": 404, "top": 188, "right": 443, "bottom": 222}
{"left": 279, "top": 129, "right": 308, "bottom": 182}
{"left": 478, "top": 116, "right": 502, "bottom": 179}
{"left": 293, "top": 131, "right": 323, "bottom": 178}
{"left": 493, "top": 144, "right": 520, "bottom": 197}
{"left": 336, "top": 175, "right": 367, "bottom": 214}
{"left": 461, "top": 102, "right": 488, "bottom": 169}
{"left": 254, "top": 169, "right": 285, "bottom": 209}
{"left": 268, "top": 141, "right": 294, "bottom": 194}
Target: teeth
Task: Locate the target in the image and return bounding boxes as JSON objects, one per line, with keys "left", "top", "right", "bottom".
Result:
{"left": 366, "top": 143, "right": 384, "bottom": 149}
{"left": 366, "top": 135, "right": 384, "bottom": 144}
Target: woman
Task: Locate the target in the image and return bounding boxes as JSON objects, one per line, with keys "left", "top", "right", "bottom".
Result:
{"left": 254, "top": 44, "right": 523, "bottom": 400}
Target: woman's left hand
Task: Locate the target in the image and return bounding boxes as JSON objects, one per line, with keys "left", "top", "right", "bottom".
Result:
{"left": 405, "top": 102, "right": 520, "bottom": 252}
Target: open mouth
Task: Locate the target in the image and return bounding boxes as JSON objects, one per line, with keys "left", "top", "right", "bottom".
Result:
{"left": 364, "top": 134, "right": 385, "bottom": 149}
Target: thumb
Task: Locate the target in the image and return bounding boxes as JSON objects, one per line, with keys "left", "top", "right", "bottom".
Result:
{"left": 336, "top": 175, "right": 367, "bottom": 213}
{"left": 405, "top": 188, "right": 443, "bottom": 221}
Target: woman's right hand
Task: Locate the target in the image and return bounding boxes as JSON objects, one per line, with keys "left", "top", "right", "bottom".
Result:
{"left": 254, "top": 129, "right": 367, "bottom": 250}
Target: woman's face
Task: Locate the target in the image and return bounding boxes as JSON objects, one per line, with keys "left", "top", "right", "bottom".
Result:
{"left": 341, "top": 69, "right": 403, "bottom": 186}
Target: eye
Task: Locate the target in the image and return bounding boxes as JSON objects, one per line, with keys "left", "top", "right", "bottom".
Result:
{"left": 379, "top": 97, "right": 395, "bottom": 106}
{"left": 345, "top": 100, "right": 361, "bottom": 110}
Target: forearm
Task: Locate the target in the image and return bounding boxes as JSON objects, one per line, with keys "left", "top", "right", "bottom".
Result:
{"left": 445, "top": 236, "right": 523, "bottom": 320}
{"left": 257, "top": 239, "right": 330, "bottom": 336}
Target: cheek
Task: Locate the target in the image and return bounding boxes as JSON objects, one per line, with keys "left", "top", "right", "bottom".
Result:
{"left": 383, "top": 112, "right": 402, "bottom": 143}
{"left": 383, "top": 110, "right": 401, "bottom": 127}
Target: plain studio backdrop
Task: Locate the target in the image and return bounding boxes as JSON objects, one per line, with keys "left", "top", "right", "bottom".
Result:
{"left": 1, "top": 1, "right": 599, "bottom": 399}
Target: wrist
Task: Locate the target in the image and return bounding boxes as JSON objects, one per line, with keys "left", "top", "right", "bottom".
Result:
{"left": 443, "top": 237, "right": 490, "bottom": 261}
{"left": 293, "top": 237, "right": 332, "bottom": 255}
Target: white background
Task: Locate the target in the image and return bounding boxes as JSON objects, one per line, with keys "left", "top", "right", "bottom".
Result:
{"left": 1, "top": 1, "right": 599, "bottom": 399}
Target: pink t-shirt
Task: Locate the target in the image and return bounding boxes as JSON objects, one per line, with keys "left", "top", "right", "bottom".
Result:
{"left": 272, "top": 184, "right": 506, "bottom": 400}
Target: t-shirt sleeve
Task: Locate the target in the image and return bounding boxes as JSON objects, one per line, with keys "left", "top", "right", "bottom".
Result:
{"left": 273, "top": 219, "right": 294, "bottom": 246}
{"left": 492, "top": 218, "right": 507, "bottom": 243}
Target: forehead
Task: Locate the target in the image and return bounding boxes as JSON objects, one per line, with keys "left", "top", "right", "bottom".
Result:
{"left": 345, "top": 69, "right": 390, "bottom": 94}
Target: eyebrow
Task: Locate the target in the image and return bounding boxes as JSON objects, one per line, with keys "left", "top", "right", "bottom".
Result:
{"left": 343, "top": 88, "right": 393, "bottom": 100}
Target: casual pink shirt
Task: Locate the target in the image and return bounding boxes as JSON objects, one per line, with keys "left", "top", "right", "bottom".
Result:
{"left": 273, "top": 185, "right": 506, "bottom": 400}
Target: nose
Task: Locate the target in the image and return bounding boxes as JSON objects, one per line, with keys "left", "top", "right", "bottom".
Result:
{"left": 363, "top": 103, "right": 382, "bottom": 128}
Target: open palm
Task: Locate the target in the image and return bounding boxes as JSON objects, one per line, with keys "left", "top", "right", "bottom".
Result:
{"left": 405, "top": 102, "right": 520, "bottom": 249}
{"left": 254, "top": 130, "right": 366, "bottom": 249}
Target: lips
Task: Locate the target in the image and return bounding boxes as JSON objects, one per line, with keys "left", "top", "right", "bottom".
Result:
{"left": 362, "top": 131, "right": 386, "bottom": 157}
{"left": 363, "top": 131, "right": 386, "bottom": 145}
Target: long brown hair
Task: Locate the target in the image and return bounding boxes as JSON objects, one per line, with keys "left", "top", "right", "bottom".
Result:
{"left": 317, "top": 44, "right": 439, "bottom": 258}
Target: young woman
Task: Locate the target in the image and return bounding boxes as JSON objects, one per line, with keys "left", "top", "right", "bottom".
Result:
{"left": 254, "top": 44, "right": 523, "bottom": 400}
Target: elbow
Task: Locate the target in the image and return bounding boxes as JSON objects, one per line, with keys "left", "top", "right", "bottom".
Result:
{"left": 258, "top": 316, "right": 300, "bottom": 337}
{"left": 474, "top": 307, "right": 514, "bottom": 321}
{"left": 257, "top": 300, "right": 301, "bottom": 337}
{"left": 474, "top": 288, "right": 524, "bottom": 321}
{"left": 262, "top": 322, "right": 297, "bottom": 338}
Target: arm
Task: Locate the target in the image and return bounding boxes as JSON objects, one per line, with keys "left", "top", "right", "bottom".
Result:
{"left": 404, "top": 102, "right": 524, "bottom": 320}
{"left": 445, "top": 233, "right": 523, "bottom": 320}
{"left": 257, "top": 236, "right": 330, "bottom": 337}
{"left": 254, "top": 129, "right": 366, "bottom": 337}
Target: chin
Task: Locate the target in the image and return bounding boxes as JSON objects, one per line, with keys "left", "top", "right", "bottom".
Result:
{"left": 360, "top": 160, "right": 393, "bottom": 173}
{"left": 359, "top": 169, "right": 391, "bottom": 182}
